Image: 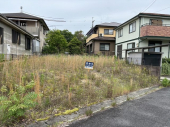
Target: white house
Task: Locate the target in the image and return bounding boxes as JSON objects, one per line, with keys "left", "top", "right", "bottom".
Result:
{"left": 115, "top": 13, "right": 170, "bottom": 59}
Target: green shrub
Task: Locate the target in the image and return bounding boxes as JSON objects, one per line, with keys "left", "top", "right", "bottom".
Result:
{"left": 161, "top": 78, "right": 170, "bottom": 87}
{"left": 0, "top": 54, "right": 4, "bottom": 62}
{"left": 0, "top": 81, "right": 37, "bottom": 125}
{"left": 162, "top": 58, "right": 170, "bottom": 64}
{"left": 162, "top": 62, "right": 170, "bottom": 75}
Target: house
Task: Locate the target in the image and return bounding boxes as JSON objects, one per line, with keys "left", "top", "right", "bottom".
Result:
{"left": 2, "top": 12, "right": 49, "bottom": 54}
{"left": 86, "top": 22, "right": 121, "bottom": 55}
{"left": 0, "top": 13, "right": 34, "bottom": 57}
{"left": 115, "top": 13, "right": 170, "bottom": 59}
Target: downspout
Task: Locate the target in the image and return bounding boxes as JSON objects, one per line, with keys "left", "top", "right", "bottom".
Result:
{"left": 138, "top": 16, "right": 141, "bottom": 50}
{"left": 168, "top": 42, "right": 170, "bottom": 58}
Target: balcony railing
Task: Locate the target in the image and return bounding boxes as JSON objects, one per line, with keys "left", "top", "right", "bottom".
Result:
{"left": 21, "top": 26, "right": 39, "bottom": 36}
{"left": 86, "top": 34, "right": 98, "bottom": 43}
{"left": 140, "top": 23, "right": 170, "bottom": 37}
{"left": 141, "top": 23, "right": 170, "bottom": 27}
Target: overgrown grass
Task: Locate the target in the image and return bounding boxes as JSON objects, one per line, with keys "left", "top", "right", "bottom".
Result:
{"left": 0, "top": 55, "right": 159, "bottom": 126}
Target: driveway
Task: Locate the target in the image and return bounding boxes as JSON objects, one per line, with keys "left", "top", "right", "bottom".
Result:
{"left": 69, "top": 87, "right": 170, "bottom": 127}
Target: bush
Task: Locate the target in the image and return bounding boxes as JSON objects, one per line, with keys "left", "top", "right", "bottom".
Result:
{"left": 0, "top": 81, "right": 37, "bottom": 125}
{"left": 0, "top": 54, "right": 4, "bottom": 62}
{"left": 162, "top": 58, "right": 170, "bottom": 64}
{"left": 161, "top": 78, "right": 170, "bottom": 87}
{"left": 162, "top": 62, "right": 170, "bottom": 75}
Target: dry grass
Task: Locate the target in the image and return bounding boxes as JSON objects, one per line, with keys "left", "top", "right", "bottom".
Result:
{"left": 0, "top": 55, "right": 159, "bottom": 124}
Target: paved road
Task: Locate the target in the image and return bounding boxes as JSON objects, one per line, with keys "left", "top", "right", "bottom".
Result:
{"left": 69, "top": 87, "right": 170, "bottom": 127}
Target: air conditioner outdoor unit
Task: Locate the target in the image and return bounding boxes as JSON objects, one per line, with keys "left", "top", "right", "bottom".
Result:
{"left": 99, "top": 33, "right": 103, "bottom": 37}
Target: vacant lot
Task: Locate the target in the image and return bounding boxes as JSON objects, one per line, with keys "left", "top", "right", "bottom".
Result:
{"left": 0, "top": 55, "right": 159, "bottom": 126}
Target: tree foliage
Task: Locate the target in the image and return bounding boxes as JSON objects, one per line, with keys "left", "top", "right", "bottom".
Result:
{"left": 43, "top": 30, "right": 67, "bottom": 54}
{"left": 68, "top": 37, "right": 81, "bottom": 54}
{"left": 43, "top": 29, "right": 86, "bottom": 54}
{"left": 74, "top": 31, "right": 86, "bottom": 53}
{"left": 60, "top": 30, "right": 74, "bottom": 43}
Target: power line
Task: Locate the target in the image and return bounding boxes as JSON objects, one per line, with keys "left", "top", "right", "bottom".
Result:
{"left": 23, "top": 11, "right": 64, "bottom": 19}
{"left": 156, "top": 6, "right": 170, "bottom": 12}
{"left": 142, "top": 0, "right": 157, "bottom": 12}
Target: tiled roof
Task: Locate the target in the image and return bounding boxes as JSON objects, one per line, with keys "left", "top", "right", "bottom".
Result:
{"left": 97, "top": 22, "right": 121, "bottom": 27}
{"left": 2, "top": 12, "right": 49, "bottom": 30}
{"left": 92, "top": 37, "right": 115, "bottom": 41}
{"left": 2, "top": 13, "right": 41, "bottom": 20}
{"left": 0, "top": 13, "right": 34, "bottom": 37}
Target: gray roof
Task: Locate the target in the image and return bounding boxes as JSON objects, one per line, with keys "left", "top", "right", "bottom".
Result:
{"left": 2, "top": 13, "right": 41, "bottom": 20}
{"left": 0, "top": 13, "right": 34, "bottom": 38}
{"left": 86, "top": 22, "right": 121, "bottom": 35}
{"left": 2, "top": 13, "right": 49, "bottom": 30}
{"left": 92, "top": 37, "right": 115, "bottom": 41}
{"left": 116, "top": 12, "right": 170, "bottom": 30}
{"left": 97, "top": 22, "right": 121, "bottom": 27}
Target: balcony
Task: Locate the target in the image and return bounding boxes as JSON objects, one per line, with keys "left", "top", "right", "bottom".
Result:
{"left": 140, "top": 23, "right": 170, "bottom": 38}
{"left": 86, "top": 34, "right": 98, "bottom": 43}
{"left": 21, "top": 26, "right": 39, "bottom": 36}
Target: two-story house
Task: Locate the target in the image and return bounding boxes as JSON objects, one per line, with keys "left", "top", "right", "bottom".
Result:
{"left": 115, "top": 13, "right": 170, "bottom": 59}
{"left": 86, "top": 22, "right": 121, "bottom": 55}
{"left": 0, "top": 13, "right": 34, "bottom": 57}
{"left": 2, "top": 12, "right": 49, "bottom": 54}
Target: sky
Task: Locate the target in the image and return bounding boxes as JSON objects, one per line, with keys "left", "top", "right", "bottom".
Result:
{"left": 1, "top": 0, "right": 170, "bottom": 35}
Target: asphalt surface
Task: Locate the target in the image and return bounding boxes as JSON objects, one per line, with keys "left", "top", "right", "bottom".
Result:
{"left": 69, "top": 87, "right": 170, "bottom": 127}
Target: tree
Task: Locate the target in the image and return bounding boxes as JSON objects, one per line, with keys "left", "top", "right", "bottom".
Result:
{"left": 74, "top": 31, "right": 86, "bottom": 53}
{"left": 68, "top": 37, "right": 81, "bottom": 54}
{"left": 43, "top": 30, "right": 67, "bottom": 54}
{"left": 60, "top": 30, "right": 73, "bottom": 43}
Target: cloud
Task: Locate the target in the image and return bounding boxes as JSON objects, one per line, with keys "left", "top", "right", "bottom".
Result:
{"left": 1, "top": 0, "right": 170, "bottom": 34}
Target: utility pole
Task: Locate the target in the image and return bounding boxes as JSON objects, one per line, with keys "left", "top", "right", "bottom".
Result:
{"left": 92, "top": 17, "right": 95, "bottom": 28}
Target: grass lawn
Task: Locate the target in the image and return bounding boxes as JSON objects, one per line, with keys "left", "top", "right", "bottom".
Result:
{"left": 0, "top": 55, "right": 159, "bottom": 126}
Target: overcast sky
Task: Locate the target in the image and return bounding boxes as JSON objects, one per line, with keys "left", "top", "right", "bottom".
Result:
{"left": 1, "top": 0, "right": 170, "bottom": 35}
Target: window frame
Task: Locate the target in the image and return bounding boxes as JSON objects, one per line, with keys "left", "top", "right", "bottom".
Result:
{"left": 12, "top": 29, "right": 21, "bottom": 45}
{"left": 100, "top": 43, "right": 110, "bottom": 51}
{"left": 0, "top": 27, "right": 3, "bottom": 44}
{"left": 148, "top": 41, "right": 162, "bottom": 52}
{"left": 127, "top": 42, "right": 135, "bottom": 52}
{"left": 104, "top": 29, "right": 114, "bottom": 35}
{"left": 25, "top": 36, "right": 31, "bottom": 50}
{"left": 129, "top": 21, "right": 136, "bottom": 33}
{"left": 118, "top": 28, "right": 123, "bottom": 38}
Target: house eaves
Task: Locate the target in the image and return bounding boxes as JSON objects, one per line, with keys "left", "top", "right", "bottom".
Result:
{"left": 2, "top": 13, "right": 49, "bottom": 30}
{"left": 0, "top": 13, "right": 34, "bottom": 38}
{"left": 115, "top": 13, "right": 170, "bottom": 30}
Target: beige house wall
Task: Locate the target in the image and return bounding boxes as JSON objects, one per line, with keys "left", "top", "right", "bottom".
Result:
{"left": 94, "top": 41, "right": 115, "bottom": 55}
{"left": 97, "top": 27, "right": 116, "bottom": 37}
{"left": 0, "top": 21, "right": 33, "bottom": 55}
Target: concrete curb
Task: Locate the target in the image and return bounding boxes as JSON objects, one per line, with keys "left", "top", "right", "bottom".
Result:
{"left": 27, "top": 85, "right": 162, "bottom": 127}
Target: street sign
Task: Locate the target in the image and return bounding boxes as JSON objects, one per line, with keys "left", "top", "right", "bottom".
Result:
{"left": 85, "top": 61, "right": 94, "bottom": 70}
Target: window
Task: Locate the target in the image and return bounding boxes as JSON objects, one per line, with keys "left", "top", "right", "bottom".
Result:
{"left": 127, "top": 43, "right": 135, "bottom": 49}
{"left": 118, "top": 28, "right": 123, "bottom": 37}
{"left": 20, "top": 21, "right": 26, "bottom": 26}
{"left": 12, "top": 30, "right": 20, "bottom": 45}
{"left": 148, "top": 41, "right": 162, "bottom": 52}
{"left": 25, "top": 36, "right": 31, "bottom": 50}
{"left": 100, "top": 43, "right": 110, "bottom": 51}
{"left": 129, "top": 22, "right": 136, "bottom": 33}
{"left": 127, "top": 43, "right": 135, "bottom": 52}
{"left": 0, "top": 27, "right": 3, "bottom": 44}
{"left": 104, "top": 29, "right": 113, "bottom": 35}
